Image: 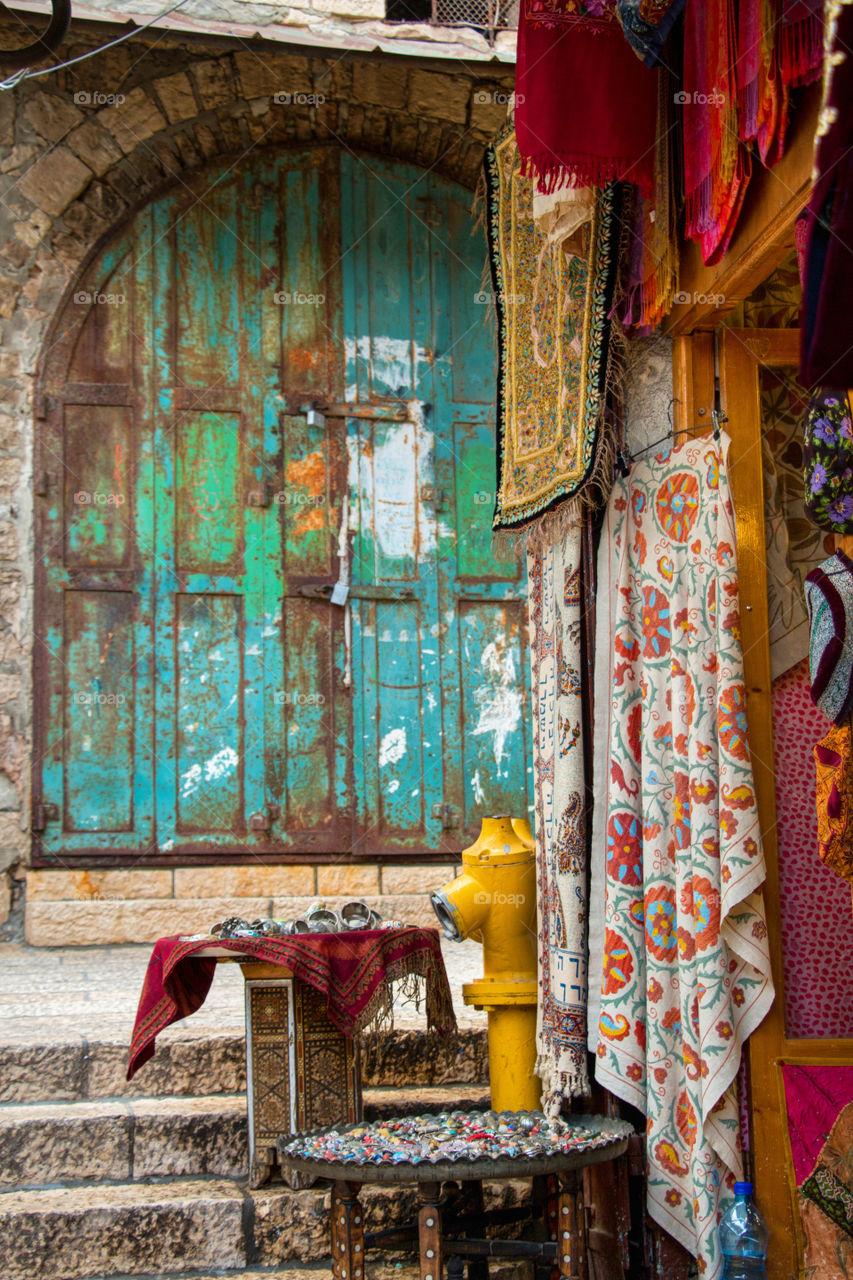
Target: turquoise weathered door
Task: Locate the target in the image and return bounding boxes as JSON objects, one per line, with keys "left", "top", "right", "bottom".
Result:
{"left": 33, "top": 149, "right": 531, "bottom": 863}
{"left": 342, "top": 155, "right": 530, "bottom": 853}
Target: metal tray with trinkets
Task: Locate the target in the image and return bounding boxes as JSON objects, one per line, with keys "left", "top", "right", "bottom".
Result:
{"left": 277, "top": 1110, "right": 634, "bottom": 1183}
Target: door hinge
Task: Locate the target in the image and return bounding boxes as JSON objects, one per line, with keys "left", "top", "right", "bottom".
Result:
{"left": 32, "top": 801, "right": 59, "bottom": 832}
{"left": 34, "top": 470, "right": 49, "bottom": 498}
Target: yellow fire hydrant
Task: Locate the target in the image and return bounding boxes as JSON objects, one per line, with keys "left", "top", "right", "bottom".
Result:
{"left": 431, "top": 814, "right": 542, "bottom": 1112}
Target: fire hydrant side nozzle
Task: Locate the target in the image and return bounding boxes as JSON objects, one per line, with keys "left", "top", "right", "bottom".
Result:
{"left": 431, "top": 813, "right": 542, "bottom": 1113}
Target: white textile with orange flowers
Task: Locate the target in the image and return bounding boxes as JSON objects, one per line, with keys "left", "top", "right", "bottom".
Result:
{"left": 588, "top": 432, "right": 774, "bottom": 1279}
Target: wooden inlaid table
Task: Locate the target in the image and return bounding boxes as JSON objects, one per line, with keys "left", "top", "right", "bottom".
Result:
{"left": 277, "top": 1113, "right": 634, "bottom": 1280}
{"left": 128, "top": 928, "right": 455, "bottom": 1187}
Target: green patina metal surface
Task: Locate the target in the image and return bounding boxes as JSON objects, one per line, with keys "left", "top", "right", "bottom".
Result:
{"left": 33, "top": 149, "right": 532, "bottom": 862}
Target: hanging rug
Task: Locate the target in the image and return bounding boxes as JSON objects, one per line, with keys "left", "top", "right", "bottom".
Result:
{"left": 485, "top": 127, "right": 620, "bottom": 535}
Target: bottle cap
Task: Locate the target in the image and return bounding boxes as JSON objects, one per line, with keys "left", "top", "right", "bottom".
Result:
{"left": 733, "top": 1181, "right": 753, "bottom": 1195}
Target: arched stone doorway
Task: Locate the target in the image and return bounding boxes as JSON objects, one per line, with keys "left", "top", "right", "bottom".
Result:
{"left": 33, "top": 146, "right": 531, "bottom": 867}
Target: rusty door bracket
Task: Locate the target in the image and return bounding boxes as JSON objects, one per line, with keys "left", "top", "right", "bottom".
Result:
{"left": 431, "top": 802, "right": 460, "bottom": 829}
{"left": 32, "top": 801, "right": 59, "bottom": 832}
{"left": 249, "top": 804, "right": 280, "bottom": 832}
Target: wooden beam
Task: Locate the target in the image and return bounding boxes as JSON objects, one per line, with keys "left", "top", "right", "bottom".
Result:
{"left": 666, "top": 83, "right": 820, "bottom": 335}
{"left": 671, "top": 332, "right": 715, "bottom": 433}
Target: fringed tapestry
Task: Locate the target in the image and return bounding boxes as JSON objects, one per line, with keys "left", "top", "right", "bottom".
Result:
{"left": 515, "top": 0, "right": 657, "bottom": 196}
{"left": 527, "top": 528, "right": 590, "bottom": 1108}
{"left": 590, "top": 433, "right": 774, "bottom": 1279}
{"left": 783, "top": 1065, "right": 853, "bottom": 1279}
{"left": 485, "top": 127, "right": 621, "bottom": 536}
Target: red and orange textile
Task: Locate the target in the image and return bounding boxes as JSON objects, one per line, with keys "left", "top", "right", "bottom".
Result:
{"left": 683, "top": 0, "right": 751, "bottom": 265}
{"left": 515, "top": 0, "right": 658, "bottom": 197}
{"left": 127, "top": 928, "right": 455, "bottom": 1078}
{"left": 619, "top": 75, "right": 678, "bottom": 332}
{"left": 783, "top": 1064, "right": 853, "bottom": 1277}
{"left": 590, "top": 433, "right": 774, "bottom": 1277}
{"left": 737, "top": 0, "right": 786, "bottom": 166}
{"left": 736, "top": 0, "right": 823, "bottom": 168}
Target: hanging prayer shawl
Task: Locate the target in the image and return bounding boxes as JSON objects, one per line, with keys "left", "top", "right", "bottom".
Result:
{"left": 616, "top": 0, "right": 686, "bottom": 67}
{"left": 592, "top": 434, "right": 774, "bottom": 1277}
{"left": 780, "top": 0, "right": 825, "bottom": 89}
{"left": 782, "top": 1065, "right": 853, "bottom": 1278}
{"left": 737, "top": 0, "right": 824, "bottom": 169}
{"left": 619, "top": 76, "right": 678, "bottom": 332}
{"left": 737, "top": 0, "right": 786, "bottom": 167}
{"left": 485, "top": 128, "right": 621, "bottom": 534}
{"left": 683, "top": 0, "right": 751, "bottom": 266}
{"left": 515, "top": 0, "right": 657, "bottom": 197}
{"left": 801, "top": 1, "right": 853, "bottom": 388}
{"left": 527, "top": 529, "right": 590, "bottom": 1107}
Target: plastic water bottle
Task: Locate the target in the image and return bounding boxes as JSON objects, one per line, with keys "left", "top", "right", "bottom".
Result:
{"left": 719, "top": 1181, "right": 769, "bottom": 1279}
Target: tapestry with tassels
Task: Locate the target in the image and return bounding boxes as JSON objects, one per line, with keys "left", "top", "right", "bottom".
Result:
{"left": 485, "top": 126, "right": 622, "bottom": 535}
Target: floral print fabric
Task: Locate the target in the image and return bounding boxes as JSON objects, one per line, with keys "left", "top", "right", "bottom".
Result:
{"left": 593, "top": 434, "right": 774, "bottom": 1278}
{"left": 804, "top": 389, "right": 853, "bottom": 533}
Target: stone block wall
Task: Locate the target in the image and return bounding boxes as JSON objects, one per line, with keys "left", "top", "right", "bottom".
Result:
{"left": 0, "top": 16, "right": 512, "bottom": 941}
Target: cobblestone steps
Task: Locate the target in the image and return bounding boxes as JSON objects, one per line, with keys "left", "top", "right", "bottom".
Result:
{"left": 2, "top": 1175, "right": 531, "bottom": 1279}
{"left": 0, "top": 1086, "right": 491, "bottom": 1188}
{"left": 2, "top": 996, "right": 491, "bottom": 1274}
{"left": 0, "top": 1026, "right": 489, "bottom": 1104}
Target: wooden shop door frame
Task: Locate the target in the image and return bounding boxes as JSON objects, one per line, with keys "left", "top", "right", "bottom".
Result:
{"left": 691, "top": 325, "right": 853, "bottom": 1280}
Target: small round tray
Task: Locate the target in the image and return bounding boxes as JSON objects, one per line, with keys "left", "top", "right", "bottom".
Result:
{"left": 277, "top": 1112, "right": 634, "bottom": 1184}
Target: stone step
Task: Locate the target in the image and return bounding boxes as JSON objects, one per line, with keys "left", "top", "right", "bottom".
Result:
{"left": 0, "top": 1027, "right": 488, "bottom": 1104}
{"left": 0, "top": 1086, "right": 491, "bottom": 1189}
{"left": 0, "top": 1178, "right": 247, "bottom": 1280}
{"left": 1, "top": 1174, "right": 532, "bottom": 1279}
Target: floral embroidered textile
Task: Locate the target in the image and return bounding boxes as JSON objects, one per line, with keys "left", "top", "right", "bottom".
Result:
{"left": 803, "top": 389, "right": 853, "bottom": 532}
{"left": 591, "top": 434, "right": 774, "bottom": 1277}
{"left": 485, "top": 128, "right": 621, "bottom": 533}
{"left": 528, "top": 529, "right": 590, "bottom": 1106}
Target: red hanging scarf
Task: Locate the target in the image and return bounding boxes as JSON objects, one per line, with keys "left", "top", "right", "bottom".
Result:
{"left": 515, "top": 0, "right": 657, "bottom": 195}
{"left": 683, "top": 0, "right": 751, "bottom": 265}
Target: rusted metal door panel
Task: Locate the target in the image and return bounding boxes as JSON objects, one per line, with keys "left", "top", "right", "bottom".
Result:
{"left": 35, "top": 235, "right": 156, "bottom": 857}
{"left": 149, "top": 173, "right": 279, "bottom": 852}
{"left": 34, "top": 149, "right": 532, "bottom": 863}
{"left": 342, "top": 156, "right": 531, "bottom": 854}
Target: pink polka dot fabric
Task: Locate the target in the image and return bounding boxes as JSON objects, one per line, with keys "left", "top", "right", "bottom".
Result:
{"left": 773, "top": 658, "right": 853, "bottom": 1038}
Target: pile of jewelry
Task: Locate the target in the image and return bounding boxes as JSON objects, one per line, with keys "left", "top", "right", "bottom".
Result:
{"left": 206, "top": 900, "right": 406, "bottom": 939}
{"left": 282, "top": 1110, "right": 629, "bottom": 1167}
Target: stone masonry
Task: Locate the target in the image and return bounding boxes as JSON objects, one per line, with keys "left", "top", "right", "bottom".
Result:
{"left": 0, "top": 15, "right": 514, "bottom": 941}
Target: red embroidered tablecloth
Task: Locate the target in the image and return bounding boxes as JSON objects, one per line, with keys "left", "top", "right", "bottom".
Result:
{"left": 127, "top": 927, "right": 455, "bottom": 1079}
